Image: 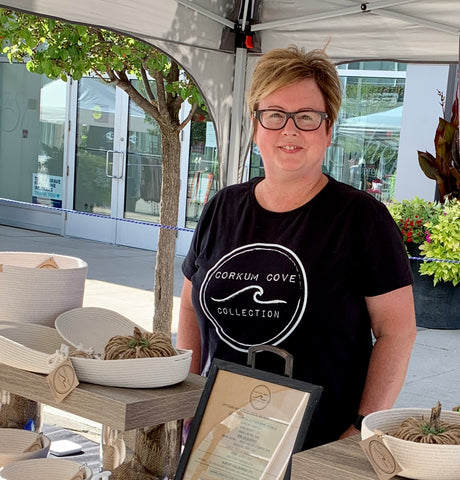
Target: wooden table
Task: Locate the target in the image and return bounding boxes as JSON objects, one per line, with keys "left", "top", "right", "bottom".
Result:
{"left": 291, "top": 435, "right": 405, "bottom": 480}
{"left": 0, "top": 363, "right": 206, "bottom": 431}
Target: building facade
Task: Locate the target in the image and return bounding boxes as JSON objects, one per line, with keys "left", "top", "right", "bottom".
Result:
{"left": 0, "top": 59, "right": 454, "bottom": 255}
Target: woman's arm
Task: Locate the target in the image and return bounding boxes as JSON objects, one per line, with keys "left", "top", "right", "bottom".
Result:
{"left": 177, "top": 278, "right": 202, "bottom": 375}
{"left": 340, "top": 284, "right": 417, "bottom": 438}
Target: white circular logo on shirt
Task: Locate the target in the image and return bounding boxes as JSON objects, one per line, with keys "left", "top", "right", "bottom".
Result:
{"left": 199, "top": 243, "right": 307, "bottom": 352}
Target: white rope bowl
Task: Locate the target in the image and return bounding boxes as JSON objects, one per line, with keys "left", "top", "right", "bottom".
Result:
{"left": 56, "top": 307, "right": 193, "bottom": 388}
{"left": 0, "top": 307, "right": 192, "bottom": 388}
{"left": 0, "top": 458, "right": 92, "bottom": 479}
{"left": 362, "top": 408, "right": 460, "bottom": 480}
{"left": 0, "top": 252, "right": 87, "bottom": 327}
{"left": 55, "top": 307, "right": 148, "bottom": 354}
{"left": 0, "top": 429, "right": 51, "bottom": 467}
{"left": 0, "top": 322, "right": 67, "bottom": 374}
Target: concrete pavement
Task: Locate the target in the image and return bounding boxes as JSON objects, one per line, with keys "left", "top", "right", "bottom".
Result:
{"left": 0, "top": 224, "right": 184, "bottom": 335}
{"left": 1, "top": 224, "right": 459, "bottom": 435}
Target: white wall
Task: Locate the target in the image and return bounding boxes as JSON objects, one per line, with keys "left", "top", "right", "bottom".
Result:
{"left": 394, "top": 64, "right": 450, "bottom": 201}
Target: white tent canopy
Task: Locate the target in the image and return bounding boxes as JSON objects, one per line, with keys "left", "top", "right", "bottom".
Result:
{"left": 2, "top": 0, "right": 459, "bottom": 185}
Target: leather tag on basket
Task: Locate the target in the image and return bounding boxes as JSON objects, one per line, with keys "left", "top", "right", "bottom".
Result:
{"left": 69, "top": 465, "right": 87, "bottom": 480}
{"left": 47, "top": 358, "right": 79, "bottom": 403}
{"left": 360, "top": 432, "right": 402, "bottom": 480}
{"left": 36, "top": 257, "right": 59, "bottom": 269}
{"left": 23, "top": 432, "right": 44, "bottom": 452}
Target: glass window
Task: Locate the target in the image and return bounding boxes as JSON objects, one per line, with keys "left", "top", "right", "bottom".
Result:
{"left": 185, "top": 109, "right": 218, "bottom": 228}
{"left": 338, "top": 61, "right": 407, "bottom": 72}
{"left": 0, "top": 62, "right": 66, "bottom": 207}
{"left": 249, "top": 62, "right": 406, "bottom": 203}
{"left": 74, "top": 77, "right": 115, "bottom": 215}
{"left": 124, "top": 78, "right": 163, "bottom": 222}
{"left": 326, "top": 73, "right": 405, "bottom": 203}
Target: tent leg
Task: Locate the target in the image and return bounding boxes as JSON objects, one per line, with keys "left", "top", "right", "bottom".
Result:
{"left": 226, "top": 47, "right": 248, "bottom": 186}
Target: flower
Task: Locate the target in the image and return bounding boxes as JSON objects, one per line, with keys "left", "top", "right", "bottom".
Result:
{"left": 387, "top": 197, "right": 441, "bottom": 246}
{"left": 388, "top": 197, "right": 460, "bottom": 286}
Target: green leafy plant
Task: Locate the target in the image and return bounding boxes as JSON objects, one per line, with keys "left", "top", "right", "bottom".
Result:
{"left": 419, "top": 199, "right": 460, "bottom": 286}
{"left": 387, "top": 197, "right": 441, "bottom": 246}
{"left": 418, "top": 91, "right": 460, "bottom": 202}
{"left": 388, "top": 197, "right": 460, "bottom": 286}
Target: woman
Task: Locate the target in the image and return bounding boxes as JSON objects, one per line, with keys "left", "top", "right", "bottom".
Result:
{"left": 177, "top": 46, "right": 417, "bottom": 448}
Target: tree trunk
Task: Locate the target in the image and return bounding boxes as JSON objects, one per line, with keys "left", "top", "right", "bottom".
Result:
{"left": 102, "top": 422, "right": 182, "bottom": 480}
{"left": 101, "top": 128, "right": 184, "bottom": 480}
{"left": 0, "top": 391, "right": 42, "bottom": 430}
{"left": 152, "top": 129, "right": 181, "bottom": 336}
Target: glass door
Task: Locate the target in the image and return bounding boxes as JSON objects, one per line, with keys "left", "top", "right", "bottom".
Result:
{"left": 64, "top": 76, "right": 194, "bottom": 254}
{"left": 64, "top": 75, "right": 176, "bottom": 252}
{"left": 64, "top": 77, "right": 128, "bottom": 243}
{"left": 112, "top": 83, "right": 164, "bottom": 250}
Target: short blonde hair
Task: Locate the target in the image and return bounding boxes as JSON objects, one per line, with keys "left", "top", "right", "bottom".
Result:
{"left": 247, "top": 45, "right": 342, "bottom": 127}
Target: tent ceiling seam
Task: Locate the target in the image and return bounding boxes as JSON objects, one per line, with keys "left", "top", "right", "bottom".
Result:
{"left": 372, "top": 9, "right": 460, "bottom": 35}
{"left": 250, "top": 0, "right": 415, "bottom": 32}
{"left": 176, "top": 0, "right": 234, "bottom": 28}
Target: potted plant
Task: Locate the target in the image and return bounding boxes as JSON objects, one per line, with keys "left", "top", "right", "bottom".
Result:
{"left": 388, "top": 198, "right": 460, "bottom": 329}
{"left": 419, "top": 198, "right": 460, "bottom": 286}
{"left": 387, "top": 197, "right": 441, "bottom": 256}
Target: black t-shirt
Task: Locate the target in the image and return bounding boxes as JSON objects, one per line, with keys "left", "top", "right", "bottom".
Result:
{"left": 182, "top": 176, "right": 412, "bottom": 448}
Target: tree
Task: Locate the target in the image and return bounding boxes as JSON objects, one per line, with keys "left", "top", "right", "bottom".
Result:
{"left": 0, "top": 9, "right": 205, "bottom": 337}
{"left": 0, "top": 11, "right": 207, "bottom": 478}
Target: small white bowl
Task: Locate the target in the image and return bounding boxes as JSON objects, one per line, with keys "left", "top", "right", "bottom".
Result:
{"left": 0, "top": 429, "right": 51, "bottom": 468}
{"left": 362, "top": 407, "right": 460, "bottom": 480}
{"left": 0, "top": 458, "right": 92, "bottom": 480}
{"left": 0, "top": 322, "right": 68, "bottom": 374}
{"left": 55, "top": 307, "right": 193, "bottom": 388}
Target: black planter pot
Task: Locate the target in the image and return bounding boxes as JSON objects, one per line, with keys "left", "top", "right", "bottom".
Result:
{"left": 410, "top": 259, "right": 460, "bottom": 329}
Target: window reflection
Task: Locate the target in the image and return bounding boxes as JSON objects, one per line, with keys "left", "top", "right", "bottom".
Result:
{"left": 124, "top": 79, "right": 163, "bottom": 222}
{"left": 186, "top": 109, "right": 218, "bottom": 228}
{"left": 0, "top": 62, "right": 65, "bottom": 207}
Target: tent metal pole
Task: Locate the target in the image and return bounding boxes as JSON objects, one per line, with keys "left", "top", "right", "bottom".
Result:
{"left": 241, "top": 0, "right": 251, "bottom": 31}
{"left": 227, "top": 47, "right": 248, "bottom": 186}
{"left": 176, "top": 0, "right": 235, "bottom": 28}
{"left": 250, "top": 0, "right": 415, "bottom": 31}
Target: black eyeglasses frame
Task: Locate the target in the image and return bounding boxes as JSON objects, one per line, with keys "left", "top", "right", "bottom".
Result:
{"left": 253, "top": 109, "right": 329, "bottom": 131}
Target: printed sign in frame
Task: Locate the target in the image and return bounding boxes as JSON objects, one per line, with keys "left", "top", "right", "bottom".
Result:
{"left": 175, "top": 358, "right": 322, "bottom": 480}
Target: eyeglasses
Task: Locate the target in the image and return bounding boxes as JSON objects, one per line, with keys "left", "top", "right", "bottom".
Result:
{"left": 253, "top": 109, "right": 329, "bottom": 131}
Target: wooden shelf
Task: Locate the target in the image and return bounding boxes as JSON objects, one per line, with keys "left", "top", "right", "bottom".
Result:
{"left": 291, "top": 435, "right": 404, "bottom": 480}
{"left": 0, "top": 363, "right": 205, "bottom": 431}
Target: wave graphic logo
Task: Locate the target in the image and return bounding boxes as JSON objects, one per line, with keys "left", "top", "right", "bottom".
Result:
{"left": 200, "top": 243, "right": 307, "bottom": 352}
{"left": 211, "top": 285, "right": 287, "bottom": 305}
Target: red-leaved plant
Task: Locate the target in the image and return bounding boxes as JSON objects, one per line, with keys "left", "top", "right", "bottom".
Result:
{"left": 418, "top": 90, "right": 460, "bottom": 202}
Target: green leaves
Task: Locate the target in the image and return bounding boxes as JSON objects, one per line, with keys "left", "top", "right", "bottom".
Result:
{"left": 419, "top": 199, "right": 460, "bottom": 286}
{"left": 388, "top": 198, "right": 460, "bottom": 285}
{"left": 0, "top": 7, "right": 205, "bottom": 113}
{"left": 388, "top": 197, "right": 442, "bottom": 245}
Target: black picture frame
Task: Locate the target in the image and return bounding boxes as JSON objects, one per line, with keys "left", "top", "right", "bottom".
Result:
{"left": 175, "top": 358, "right": 322, "bottom": 480}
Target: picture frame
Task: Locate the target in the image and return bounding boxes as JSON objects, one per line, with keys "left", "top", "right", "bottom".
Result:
{"left": 175, "top": 357, "right": 323, "bottom": 480}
